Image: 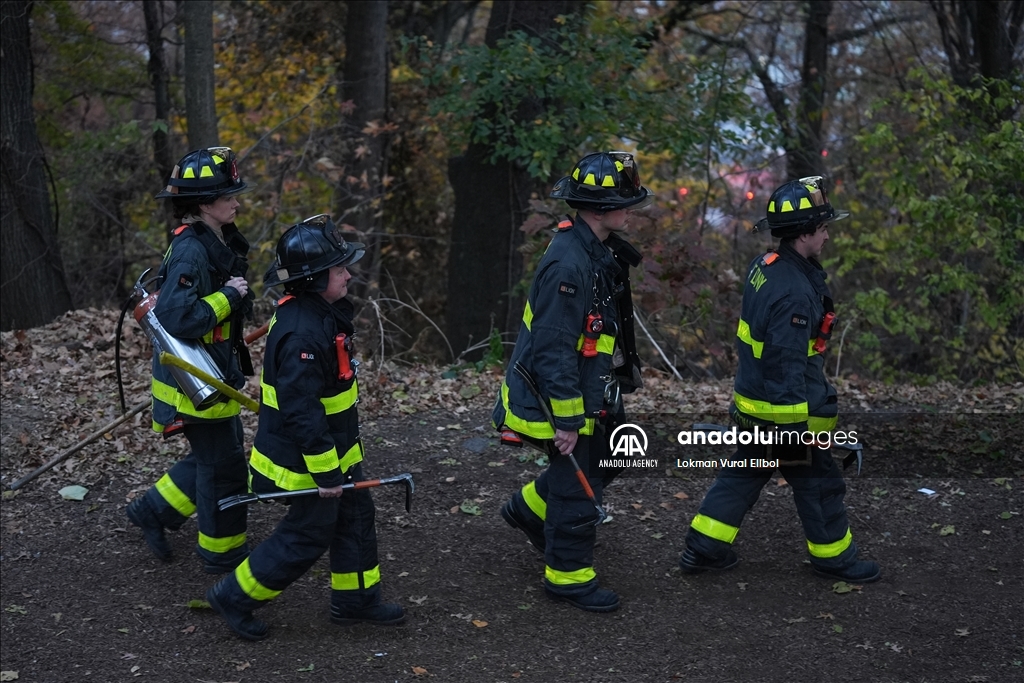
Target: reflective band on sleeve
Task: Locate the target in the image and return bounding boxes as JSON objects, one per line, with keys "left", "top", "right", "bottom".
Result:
{"left": 500, "top": 382, "right": 595, "bottom": 438}
{"left": 523, "top": 301, "right": 533, "bottom": 331}
{"left": 201, "top": 290, "right": 232, "bottom": 323}
{"left": 550, "top": 395, "right": 584, "bottom": 418}
{"left": 235, "top": 557, "right": 282, "bottom": 602}
{"left": 521, "top": 481, "right": 547, "bottom": 520}
{"left": 733, "top": 392, "right": 808, "bottom": 425}
{"left": 807, "top": 528, "right": 852, "bottom": 558}
{"left": 331, "top": 565, "right": 381, "bottom": 591}
{"left": 736, "top": 319, "right": 764, "bottom": 358}
{"left": 260, "top": 376, "right": 278, "bottom": 409}
{"left": 690, "top": 513, "right": 740, "bottom": 544}
{"left": 321, "top": 384, "right": 358, "bottom": 414}
{"left": 154, "top": 473, "right": 197, "bottom": 517}
{"left": 807, "top": 415, "right": 838, "bottom": 432}
{"left": 545, "top": 565, "right": 596, "bottom": 585}
{"left": 198, "top": 530, "right": 247, "bottom": 554}
{"left": 249, "top": 447, "right": 316, "bottom": 491}
{"left": 304, "top": 446, "right": 340, "bottom": 474}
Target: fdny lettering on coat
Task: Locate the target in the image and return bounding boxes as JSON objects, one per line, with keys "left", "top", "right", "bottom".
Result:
{"left": 558, "top": 282, "right": 577, "bottom": 297}
{"left": 748, "top": 265, "right": 767, "bottom": 292}
{"left": 300, "top": 351, "right": 315, "bottom": 361}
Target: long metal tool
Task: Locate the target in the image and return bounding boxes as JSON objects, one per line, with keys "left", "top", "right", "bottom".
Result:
{"left": 513, "top": 362, "right": 606, "bottom": 527}
{"left": 218, "top": 473, "right": 415, "bottom": 511}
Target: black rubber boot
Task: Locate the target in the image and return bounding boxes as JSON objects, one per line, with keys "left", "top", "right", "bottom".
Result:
{"left": 812, "top": 559, "right": 881, "bottom": 583}
{"left": 501, "top": 499, "right": 545, "bottom": 553}
{"left": 679, "top": 546, "right": 739, "bottom": 574}
{"left": 544, "top": 579, "right": 619, "bottom": 613}
{"left": 126, "top": 498, "right": 172, "bottom": 562}
{"left": 206, "top": 581, "right": 268, "bottom": 641}
{"left": 330, "top": 601, "right": 406, "bottom": 627}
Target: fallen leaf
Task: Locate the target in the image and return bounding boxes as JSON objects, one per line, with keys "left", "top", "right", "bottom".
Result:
{"left": 673, "top": 491, "right": 689, "bottom": 500}
{"left": 459, "top": 500, "right": 482, "bottom": 516}
{"left": 736, "top": 582, "right": 747, "bottom": 591}
{"left": 186, "top": 599, "right": 211, "bottom": 609}
{"left": 833, "top": 624, "right": 844, "bottom": 633}
{"left": 939, "top": 525, "right": 955, "bottom": 536}
{"left": 4, "top": 606, "right": 26, "bottom": 615}
{"left": 472, "top": 619, "right": 488, "bottom": 628}
{"left": 181, "top": 625, "right": 196, "bottom": 634}
{"left": 776, "top": 477, "right": 788, "bottom": 487}
{"left": 58, "top": 485, "right": 89, "bottom": 501}
{"left": 816, "top": 612, "right": 834, "bottom": 620}
{"left": 408, "top": 596, "right": 428, "bottom": 605}
{"left": 0, "top": 672, "right": 16, "bottom": 682}
{"left": 235, "top": 661, "right": 251, "bottom": 671}
{"left": 832, "top": 582, "right": 853, "bottom": 594}
{"left": 296, "top": 663, "right": 314, "bottom": 672}
{"left": 783, "top": 617, "right": 807, "bottom": 624}
{"left": 955, "top": 628, "right": 970, "bottom": 637}
{"left": 412, "top": 666, "right": 428, "bottom": 675}
{"left": 631, "top": 503, "right": 643, "bottom": 510}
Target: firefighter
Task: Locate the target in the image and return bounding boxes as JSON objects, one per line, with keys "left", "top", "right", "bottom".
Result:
{"left": 206, "top": 215, "right": 403, "bottom": 641}
{"left": 126, "top": 148, "right": 254, "bottom": 573}
{"left": 679, "top": 177, "right": 881, "bottom": 583}
{"left": 493, "top": 151, "right": 649, "bottom": 613}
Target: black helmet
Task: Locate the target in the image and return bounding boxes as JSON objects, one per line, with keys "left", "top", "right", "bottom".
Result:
{"left": 550, "top": 151, "right": 653, "bottom": 213}
{"left": 753, "top": 176, "right": 849, "bottom": 238}
{"left": 263, "top": 214, "right": 365, "bottom": 291}
{"left": 155, "top": 147, "right": 249, "bottom": 201}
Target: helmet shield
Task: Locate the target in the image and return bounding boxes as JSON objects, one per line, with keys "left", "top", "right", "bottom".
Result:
{"left": 155, "top": 147, "right": 250, "bottom": 201}
{"left": 263, "top": 214, "right": 365, "bottom": 289}
{"left": 550, "top": 151, "right": 653, "bottom": 213}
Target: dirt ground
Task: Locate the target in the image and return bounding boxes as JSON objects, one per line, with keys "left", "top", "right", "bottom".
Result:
{"left": 1, "top": 312, "right": 1022, "bottom": 683}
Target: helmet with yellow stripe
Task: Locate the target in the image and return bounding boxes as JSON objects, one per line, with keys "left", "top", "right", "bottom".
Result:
{"left": 754, "top": 176, "right": 848, "bottom": 238}
{"left": 550, "top": 151, "right": 653, "bottom": 213}
{"left": 155, "top": 147, "right": 249, "bottom": 202}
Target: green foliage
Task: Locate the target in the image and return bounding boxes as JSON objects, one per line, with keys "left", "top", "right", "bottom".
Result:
{"left": 842, "top": 73, "right": 1024, "bottom": 381}
{"left": 411, "top": 12, "right": 773, "bottom": 180}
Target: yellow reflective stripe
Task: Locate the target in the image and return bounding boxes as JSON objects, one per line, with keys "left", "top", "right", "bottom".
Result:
{"left": 690, "top": 513, "right": 739, "bottom": 544}
{"left": 807, "top": 528, "right": 852, "bottom": 558}
{"left": 550, "top": 395, "right": 584, "bottom": 418}
{"left": 249, "top": 446, "right": 316, "bottom": 490}
{"left": 733, "top": 392, "right": 808, "bottom": 425}
{"left": 736, "top": 319, "right": 764, "bottom": 358}
{"left": 321, "top": 384, "right": 358, "bottom": 414}
{"left": 523, "top": 301, "right": 533, "bottom": 331}
{"left": 521, "top": 481, "right": 547, "bottom": 520}
{"left": 198, "top": 530, "right": 246, "bottom": 553}
{"left": 201, "top": 291, "right": 232, "bottom": 323}
{"left": 261, "top": 376, "right": 278, "bottom": 409}
{"left": 545, "top": 565, "right": 596, "bottom": 585}
{"left": 331, "top": 565, "right": 381, "bottom": 591}
{"left": 502, "top": 381, "right": 553, "bottom": 439}
{"left": 740, "top": 320, "right": 819, "bottom": 359}
{"left": 154, "top": 473, "right": 196, "bottom": 517}
{"left": 235, "top": 557, "right": 282, "bottom": 601}
{"left": 799, "top": 196, "right": 812, "bottom": 209}
{"left": 201, "top": 321, "right": 231, "bottom": 344}
{"left": 808, "top": 415, "right": 838, "bottom": 432}
{"left": 152, "top": 420, "right": 164, "bottom": 433}
{"left": 152, "top": 377, "right": 240, "bottom": 419}
{"left": 338, "top": 442, "right": 363, "bottom": 473}
{"left": 304, "top": 446, "right": 340, "bottom": 474}
{"left": 574, "top": 333, "right": 615, "bottom": 355}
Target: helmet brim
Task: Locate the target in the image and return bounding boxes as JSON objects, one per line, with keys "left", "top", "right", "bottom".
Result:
{"left": 155, "top": 180, "right": 251, "bottom": 201}
{"left": 556, "top": 185, "right": 654, "bottom": 213}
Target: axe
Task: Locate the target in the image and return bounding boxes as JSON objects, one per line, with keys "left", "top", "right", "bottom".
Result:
{"left": 217, "top": 473, "right": 415, "bottom": 511}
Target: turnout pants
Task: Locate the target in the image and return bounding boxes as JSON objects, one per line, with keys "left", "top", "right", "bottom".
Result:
{"left": 508, "top": 426, "right": 621, "bottom": 594}
{"left": 217, "top": 464, "right": 383, "bottom": 612}
{"left": 685, "top": 441, "right": 858, "bottom": 571}
{"left": 144, "top": 417, "right": 249, "bottom": 567}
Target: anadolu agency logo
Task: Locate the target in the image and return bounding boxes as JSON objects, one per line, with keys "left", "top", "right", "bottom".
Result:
{"left": 600, "top": 424, "right": 658, "bottom": 468}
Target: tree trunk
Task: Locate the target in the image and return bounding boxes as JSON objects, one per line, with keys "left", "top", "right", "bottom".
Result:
{"left": 182, "top": 0, "right": 219, "bottom": 148}
{"left": 143, "top": 0, "right": 176, "bottom": 243}
{"left": 0, "top": 0, "right": 74, "bottom": 331}
{"left": 339, "top": 0, "right": 389, "bottom": 299}
{"left": 444, "top": 0, "right": 582, "bottom": 356}
{"left": 788, "top": 0, "right": 832, "bottom": 180}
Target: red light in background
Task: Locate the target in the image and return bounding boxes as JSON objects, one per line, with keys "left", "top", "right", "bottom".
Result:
{"left": 745, "top": 191, "right": 755, "bottom": 200}
{"left": 821, "top": 149, "right": 828, "bottom": 157}
{"left": 678, "top": 187, "right": 689, "bottom": 197}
